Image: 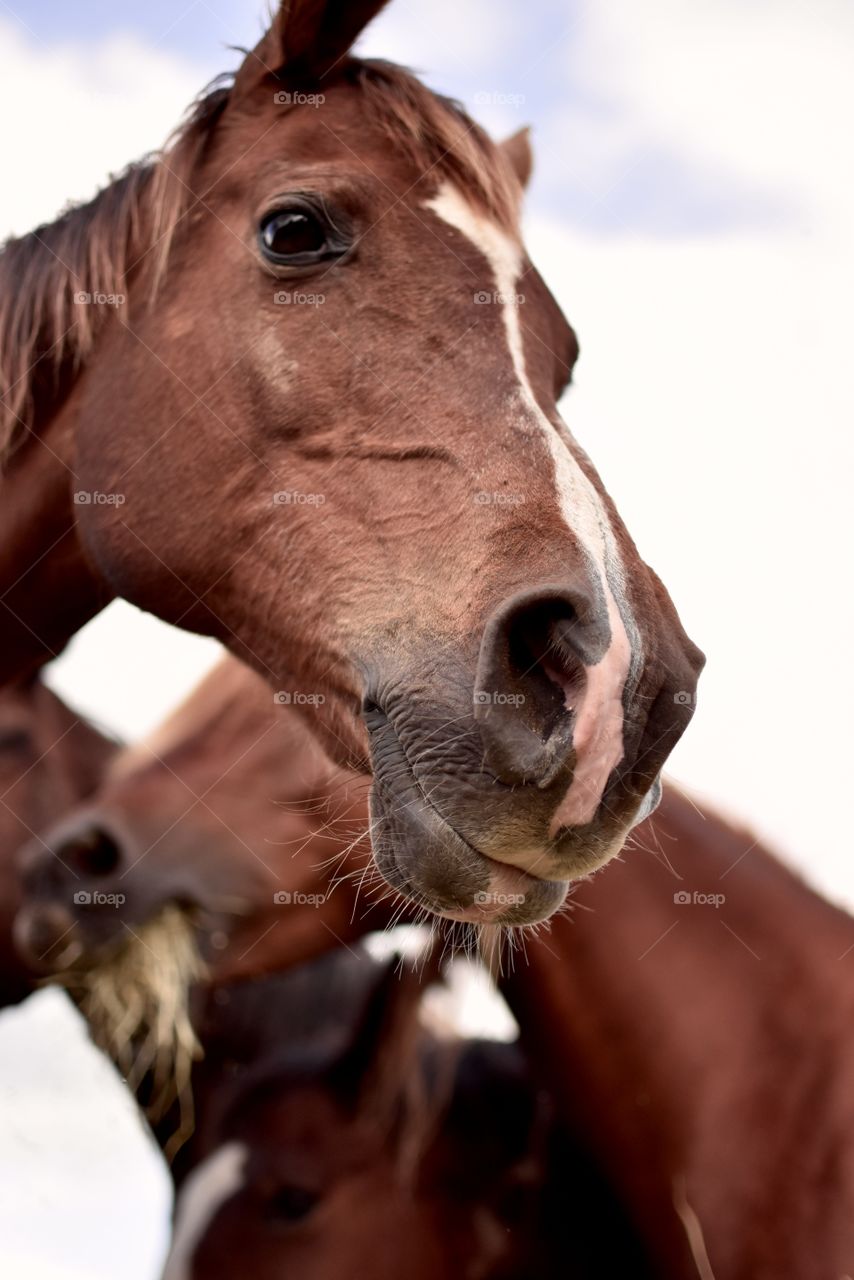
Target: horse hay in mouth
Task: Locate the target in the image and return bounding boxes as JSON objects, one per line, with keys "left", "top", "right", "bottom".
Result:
{"left": 54, "top": 904, "right": 207, "bottom": 1156}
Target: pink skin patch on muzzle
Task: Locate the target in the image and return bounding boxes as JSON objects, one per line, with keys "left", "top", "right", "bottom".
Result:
{"left": 550, "top": 592, "right": 632, "bottom": 832}
{"left": 438, "top": 859, "right": 548, "bottom": 924}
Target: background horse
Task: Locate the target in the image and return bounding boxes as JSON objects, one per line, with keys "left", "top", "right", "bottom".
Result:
{"left": 21, "top": 681, "right": 854, "bottom": 1277}
{"left": 0, "top": 675, "right": 116, "bottom": 1003}
{"left": 0, "top": 0, "right": 702, "bottom": 928}
{"left": 2, "top": 684, "right": 650, "bottom": 1278}
{"left": 15, "top": 656, "right": 395, "bottom": 987}
{"left": 155, "top": 948, "right": 651, "bottom": 1279}
{"left": 500, "top": 785, "right": 854, "bottom": 1278}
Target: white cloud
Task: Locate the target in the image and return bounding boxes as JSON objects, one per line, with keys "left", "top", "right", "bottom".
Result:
{"left": 547, "top": 0, "right": 854, "bottom": 231}
{"left": 0, "top": 20, "right": 203, "bottom": 238}
{"left": 360, "top": 0, "right": 519, "bottom": 81}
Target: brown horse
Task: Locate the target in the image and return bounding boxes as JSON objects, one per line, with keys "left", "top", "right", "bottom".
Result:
{"left": 154, "top": 948, "right": 652, "bottom": 1280}
{"left": 15, "top": 656, "right": 394, "bottom": 985}
{"left": 0, "top": 675, "right": 116, "bottom": 1003}
{"left": 500, "top": 785, "right": 854, "bottom": 1279}
{"left": 0, "top": 0, "right": 703, "bottom": 926}
{"left": 20, "top": 678, "right": 853, "bottom": 1276}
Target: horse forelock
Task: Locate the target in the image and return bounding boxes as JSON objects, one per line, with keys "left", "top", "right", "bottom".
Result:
{"left": 0, "top": 57, "right": 519, "bottom": 461}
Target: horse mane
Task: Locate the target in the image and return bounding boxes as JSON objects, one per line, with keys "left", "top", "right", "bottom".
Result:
{"left": 0, "top": 58, "right": 518, "bottom": 461}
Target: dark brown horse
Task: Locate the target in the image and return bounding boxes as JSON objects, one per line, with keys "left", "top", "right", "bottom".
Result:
{"left": 0, "top": 675, "right": 116, "bottom": 1003}
{"left": 153, "top": 948, "right": 651, "bottom": 1280}
{"left": 0, "top": 0, "right": 703, "bottom": 926}
{"left": 500, "top": 785, "right": 854, "bottom": 1278}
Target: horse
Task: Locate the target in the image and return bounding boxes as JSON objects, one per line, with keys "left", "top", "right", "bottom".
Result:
{"left": 9, "top": 666, "right": 652, "bottom": 1277}
{"left": 19, "top": 664, "right": 850, "bottom": 1274}
{"left": 0, "top": 0, "right": 703, "bottom": 928}
{"left": 15, "top": 655, "right": 395, "bottom": 986}
{"left": 0, "top": 675, "right": 117, "bottom": 1003}
{"left": 16, "top": 659, "right": 853, "bottom": 1276}
{"left": 151, "top": 947, "right": 653, "bottom": 1279}
{"left": 499, "top": 784, "right": 854, "bottom": 1278}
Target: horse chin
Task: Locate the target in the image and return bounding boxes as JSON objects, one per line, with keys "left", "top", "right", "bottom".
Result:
{"left": 369, "top": 781, "right": 568, "bottom": 927}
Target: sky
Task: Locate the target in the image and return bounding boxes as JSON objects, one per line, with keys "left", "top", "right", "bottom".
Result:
{"left": 1, "top": 1, "right": 852, "bottom": 1275}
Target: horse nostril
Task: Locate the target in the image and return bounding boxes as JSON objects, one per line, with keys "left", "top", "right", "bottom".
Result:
{"left": 507, "top": 601, "right": 588, "bottom": 726}
{"left": 59, "top": 826, "right": 122, "bottom": 879}
{"left": 475, "top": 586, "right": 611, "bottom": 787}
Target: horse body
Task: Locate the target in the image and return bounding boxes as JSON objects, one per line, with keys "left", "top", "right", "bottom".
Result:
{"left": 501, "top": 785, "right": 854, "bottom": 1277}
{"left": 0, "top": 0, "right": 702, "bottom": 926}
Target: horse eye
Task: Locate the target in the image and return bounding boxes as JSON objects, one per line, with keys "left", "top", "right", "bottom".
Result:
{"left": 265, "top": 1183, "right": 321, "bottom": 1224}
{"left": 259, "top": 207, "right": 331, "bottom": 263}
{"left": 0, "top": 727, "right": 31, "bottom": 754}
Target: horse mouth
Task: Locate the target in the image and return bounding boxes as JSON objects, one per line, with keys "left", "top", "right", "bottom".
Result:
{"left": 365, "top": 710, "right": 568, "bottom": 925}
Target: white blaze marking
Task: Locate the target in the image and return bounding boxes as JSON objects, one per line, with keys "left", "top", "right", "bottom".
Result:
{"left": 162, "top": 1142, "right": 247, "bottom": 1280}
{"left": 426, "top": 184, "right": 639, "bottom": 826}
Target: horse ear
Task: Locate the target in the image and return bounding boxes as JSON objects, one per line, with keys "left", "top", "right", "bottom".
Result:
{"left": 330, "top": 949, "right": 440, "bottom": 1109}
{"left": 233, "top": 0, "right": 391, "bottom": 97}
{"left": 500, "top": 127, "right": 534, "bottom": 189}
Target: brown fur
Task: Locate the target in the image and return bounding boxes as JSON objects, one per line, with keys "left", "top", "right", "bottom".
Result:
{"left": 1, "top": 0, "right": 702, "bottom": 926}
{"left": 155, "top": 948, "right": 650, "bottom": 1279}
{"left": 16, "top": 657, "right": 392, "bottom": 985}
{"left": 0, "top": 62, "right": 515, "bottom": 454}
{"left": 500, "top": 786, "right": 854, "bottom": 1278}
{"left": 0, "top": 677, "right": 116, "bottom": 1003}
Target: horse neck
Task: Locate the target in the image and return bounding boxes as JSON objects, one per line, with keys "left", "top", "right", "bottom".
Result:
{"left": 0, "top": 407, "right": 112, "bottom": 683}
{"left": 501, "top": 786, "right": 854, "bottom": 1276}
